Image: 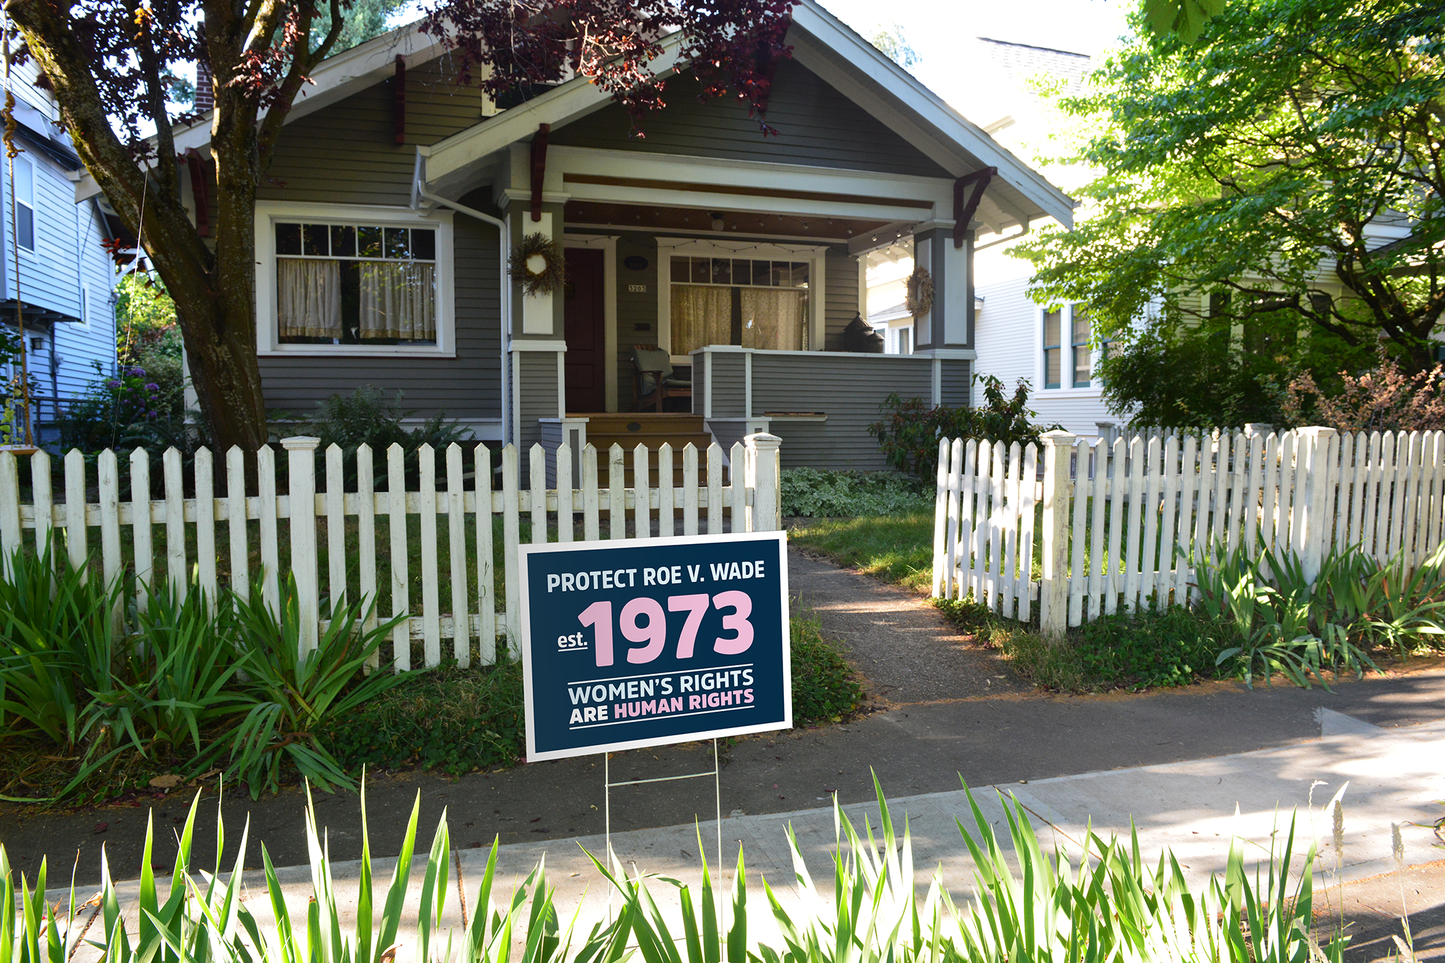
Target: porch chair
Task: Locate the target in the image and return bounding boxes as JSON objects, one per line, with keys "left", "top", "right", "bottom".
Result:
{"left": 631, "top": 344, "right": 692, "bottom": 412}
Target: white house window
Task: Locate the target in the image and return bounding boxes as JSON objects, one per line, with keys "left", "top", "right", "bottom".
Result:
{"left": 1071, "top": 305, "right": 1091, "bottom": 387}
{"left": 275, "top": 222, "right": 437, "bottom": 344}
{"left": 255, "top": 203, "right": 454, "bottom": 357}
{"left": 1043, "top": 308, "right": 1062, "bottom": 389}
{"left": 669, "top": 255, "right": 809, "bottom": 355}
{"left": 14, "top": 154, "right": 34, "bottom": 251}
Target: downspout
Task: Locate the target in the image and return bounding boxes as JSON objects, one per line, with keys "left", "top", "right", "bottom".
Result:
{"left": 411, "top": 150, "right": 511, "bottom": 444}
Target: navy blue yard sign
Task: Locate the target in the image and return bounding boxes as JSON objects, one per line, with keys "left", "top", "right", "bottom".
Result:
{"left": 520, "top": 531, "right": 790, "bottom": 761}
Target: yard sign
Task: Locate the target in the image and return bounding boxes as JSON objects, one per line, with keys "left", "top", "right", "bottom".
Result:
{"left": 520, "top": 531, "right": 790, "bottom": 762}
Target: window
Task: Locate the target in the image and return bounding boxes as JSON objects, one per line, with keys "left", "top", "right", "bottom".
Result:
{"left": 897, "top": 325, "right": 912, "bottom": 355}
{"left": 1071, "top": 305, "right": 1091, "bottom": 387}
{"left": 13, "top": 155, "right": 34, "bottom": 251}
{"left": 1043, "top": 308, "right": 1062, "bottom": 388}
{"left": 669, "top": 255, "right": 809, "bottom": 355}
{"left": 656, "top": 239, "right": 826, "bottom": 360}
{"left": 255, "top": 203, "right": 453, "bottom": 356}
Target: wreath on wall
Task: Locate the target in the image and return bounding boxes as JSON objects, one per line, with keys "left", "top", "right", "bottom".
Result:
{"left": 509, "top": 232, "right": 566, "bottom": 297}
{"left": 905, "top": 265, "right": 934, "bottom": 318}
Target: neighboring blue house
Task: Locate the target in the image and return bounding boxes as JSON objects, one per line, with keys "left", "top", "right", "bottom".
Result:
{"left": 0, "top": 62, "right": 117, "bottom": 442}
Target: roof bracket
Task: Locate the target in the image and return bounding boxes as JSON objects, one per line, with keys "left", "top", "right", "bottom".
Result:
{"left": 953, "top": 167, "right": 995, "bottom": 248}
{"left": 530, "top": 123, "right": 550, "bottom": 222}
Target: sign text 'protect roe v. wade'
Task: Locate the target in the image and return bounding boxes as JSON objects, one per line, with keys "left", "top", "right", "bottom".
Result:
{"left": 519, "top": 531, "right": 791, "bottom": 762}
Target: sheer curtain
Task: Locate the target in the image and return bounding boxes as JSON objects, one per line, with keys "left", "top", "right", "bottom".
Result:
{"left": 278, "top": 259, "right": 342, "bottom": 339}
{"left": 360, "top": 262, "right": 436, "bottom": 340}
{"left": 671, "top": 285, "right": 732, "bottom": 355}
{"left": 740, "top": 288, "right": 806, "bottom": 351}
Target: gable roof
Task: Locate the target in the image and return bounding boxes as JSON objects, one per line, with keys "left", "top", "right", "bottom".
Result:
{"left": 75, "top": 1, "right": 1075, "bottom": 230}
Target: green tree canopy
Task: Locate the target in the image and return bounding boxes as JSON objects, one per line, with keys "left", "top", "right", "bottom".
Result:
{"left": 1018, "top": 0, "right": 1445, "bottom": 427}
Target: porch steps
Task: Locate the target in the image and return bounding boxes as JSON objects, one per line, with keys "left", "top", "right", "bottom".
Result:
{"left": 572, "top": 413, "right": 718, "bottom": 487}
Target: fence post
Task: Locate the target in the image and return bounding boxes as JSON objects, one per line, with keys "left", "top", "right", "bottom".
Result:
{"left": 1296, "top": 426, "right": 1338, "bottom": 583}
{"left": 1039, "top": 430, "right": 1075, "bottom": 642}
{"left": 745, "top": 432, "right": 782, "bottom": 532}
{"left": 282, "top": 436, "right": 321, "bottom": 657}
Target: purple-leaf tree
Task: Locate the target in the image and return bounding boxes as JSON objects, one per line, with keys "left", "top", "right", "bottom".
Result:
{"left": 7, "top": 0, "right": 794, "bottom": 453}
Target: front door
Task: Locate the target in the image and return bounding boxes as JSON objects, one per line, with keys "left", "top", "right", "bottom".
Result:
{"left": 564, "top": 248, "right": 606, "bottom": 413}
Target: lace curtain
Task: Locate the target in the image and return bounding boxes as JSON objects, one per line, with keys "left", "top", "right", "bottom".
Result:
{"left": 360, "top": 262, "right": 436, "bottom": 340}
{"left": 278, "top": 259, "right": 341, "bottom": 339}
{"left": 671, "top": 285, "right": 732, "bottom": 355}
{"left": 740, "top": 288, "right": 806, "bottom": 351}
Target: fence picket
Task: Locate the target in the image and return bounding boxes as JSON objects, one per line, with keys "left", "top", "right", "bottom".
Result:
{"left": 583, "top": 445, "right": 601, "bottom": 542}
{"left": 195, "top": 448, "right": 217, "bottom": 607}
{"left": 932, "top": 439, "right": 951, "bottom": 597}
{"left": 0, "top": 452, "right": 18, "bottom": 577}
{"left": 1191, "top": 435, "right": 1212, "bottom": 604}
{"left": 706, "top": 444, "right": 723, "bottom": 536}
{"left": 1383, "top": 432, "right": 1404, "bottom": 561}
{"left": 1173, "top": 435, "right": 1197, "bottom": 605}
{"left": 1123, "top": 436, "right": 1146, "bottom": 612}
{"left": 502, "top": 445, "right": 521, "bottom": 648}
{"left": 98, "top": 449, "right": 121, "bottom": 594}
{"left": 730, "top": 442, "right": 747, "bottom": 533}
{"left": 325, "top": 444, "right": 346, "bottom": 612}
{"left": 1260, "top": 434, "right": 1279, "bottom": 558}
{"left": 1333, "top": 432, "right": 1353, "bottom": 553}
{"left": 1004, "top": 442, "right": 1022, "bottom": 618}
{"left": 944, "top": 439, "right": 964, "bottom": 600}
{"left": 357, "top": 445, "right": 378, "bottom": 652}
{"left": 1224, "top": 433, "right": 1245, "bottom": 554}
{"left": 1105, "top": 438, "right": 1126, "bottom": 614}
{"left": 633, "top": 444, "right": 650, "bottom": 537}
{"left": 163, "top": 448, "right": 187, "bottom": 596}
{"left": 387, "top": 443, "right": 410, "bottom": 671}
{"left": 1158, "top": 435, "right": 1179, "bottom": 606}
{"left": 1347, "top": 432, "right": 1367, "bottom": 549}
{"left": 1244, "top": 433, "right": 1263, "bottom": 554}
{"left": 956, "top": 440, "right": 978, "bottom": 603}
{"left": 446, "top": 444, "right": 470, "bottom": 666}
{"left": 1067, "top": 441, "right": 1087, "bottom": 626}
{"left": 64, "top": 450, "right": 88, "bottom": 577}
{"left": 659, "top": 443, "right": 675, "bottom": 537}
{"left": 1363, "top": 432, "right": 1383, "bottom": 560}
{"left": 1139, "top": 436, "right": 1162, "bottom": 608}
{"left": 33, "top": 449, "right": 53, "bottom": 557}
{"left": 130, "top": 449, "right": 151, "bottom": 598}
{"left": 226, "top": 447, "right": 249, "bottom": 604}
{"left": 971, "top": 441, "right": 991, "bottom": 606}
{"left": 475, "top": 443, "right": 496, "bottom": 665}
{"left": 530, "top": 444, "right": 548, "bottom": 547}
{"left": 683, "top": 444, "right": 699, "bottom": 536}
{"left": 1276, "top": 433, "right": 1296, "bottom": 557}
{"left": 609, "top": 444, "right": 626, "bottom": 540}
{"left": 1210, "top": 434, "right": 1230, "bottom": 554}
{"left": 556, "top": 443, "right": 574, "bottom": 544}
{"left": 1086, "top": 440, "right": 1107, "bottom": 617}
{"left": 1019, "top": 443, "right": 1038, "bottom": 619}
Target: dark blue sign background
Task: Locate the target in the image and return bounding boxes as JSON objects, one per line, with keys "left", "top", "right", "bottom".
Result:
{"left": 520, "top": 531, "right": 790, "bottom": 761}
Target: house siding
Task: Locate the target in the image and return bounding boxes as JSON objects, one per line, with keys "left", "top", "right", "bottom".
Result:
{"left": 549, "top": 59, "right": 950, "bottom": 179}
{"left": 749, "top": 352, "right": 933, "bottom": 470}
{"left": 517, "top": 352, "right": 558, "bottom": 451}
{"left": 258, "top": 58, "right": 487, "bottom": 207}
{"left": 974, "top": 275, "right": 1115, "bottom": 436}
{"left": 256, "top": 199, "right": 503, "bottom": 425}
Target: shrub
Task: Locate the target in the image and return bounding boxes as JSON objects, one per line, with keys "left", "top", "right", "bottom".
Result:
{"left": 1282, "top": 347, "right": 1445, "bottom": 432}
{"left": 278, "top": 385, "right": 475, "bottom": 490}
{"left": 869, "top": 374, "right": 1061, "bottom": 483}
{"left": 780, "top": 467, "right": 930, "bottom": 517}
{"left": 1075, "top": 604, "right": 1233, "bottom": 689}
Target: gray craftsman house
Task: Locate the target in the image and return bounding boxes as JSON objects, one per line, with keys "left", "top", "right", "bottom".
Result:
{"left": 78, "top": 0, "right": 1073, "bottom": 470}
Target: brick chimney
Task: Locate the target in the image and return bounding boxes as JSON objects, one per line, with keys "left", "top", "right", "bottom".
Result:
{"left": 194, "top": 59, "right": 214, "bottom": 114}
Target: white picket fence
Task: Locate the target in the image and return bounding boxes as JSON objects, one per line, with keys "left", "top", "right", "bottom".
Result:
{"left": 0, "top": 434, "right": 782, "bottom": 669}
{"left": 931, "top": 426, "right": 1445, "bottom": 637}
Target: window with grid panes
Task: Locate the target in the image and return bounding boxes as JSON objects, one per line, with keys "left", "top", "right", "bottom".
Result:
{"left": 1043, "top": 308, "right": 1062, "bottom": 388}
{"left": 1071, "top": 305, "right": 1092, "bottom": 386}
{"left": 669, "top": 255, "right": 809, "bottom": 356}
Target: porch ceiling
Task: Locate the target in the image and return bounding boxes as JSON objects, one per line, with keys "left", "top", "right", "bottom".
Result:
{"left": 563, "top": 200, "right": 901, "bottom": 243}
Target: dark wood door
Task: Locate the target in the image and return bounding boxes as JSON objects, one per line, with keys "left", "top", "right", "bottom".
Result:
{"left": 564, "top": 248, "right": 606, "bottom": 413}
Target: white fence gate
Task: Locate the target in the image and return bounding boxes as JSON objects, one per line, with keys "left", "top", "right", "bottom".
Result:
{"left": 932, "top": 427, "right": 1445, "bottom": 638}
{"left": 0, "top": 433, "right": 782, "bottom": 668}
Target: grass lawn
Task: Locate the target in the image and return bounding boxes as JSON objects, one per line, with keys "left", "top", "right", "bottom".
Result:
{"left": 788, "top": 512, "right": 936, "bottom": 591}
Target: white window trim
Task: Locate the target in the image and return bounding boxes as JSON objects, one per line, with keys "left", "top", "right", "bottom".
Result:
{"left": 1038, "top": 303, "right": 1104, "bottom": 395}
{"left": 254, "top": 200, "right": 455, "bottom": 358}
{"left": 656, "top": 237, "right": 828, "bottom": 364}
{"left": 13, "top": 154, "right": 35, "bottom": 255}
